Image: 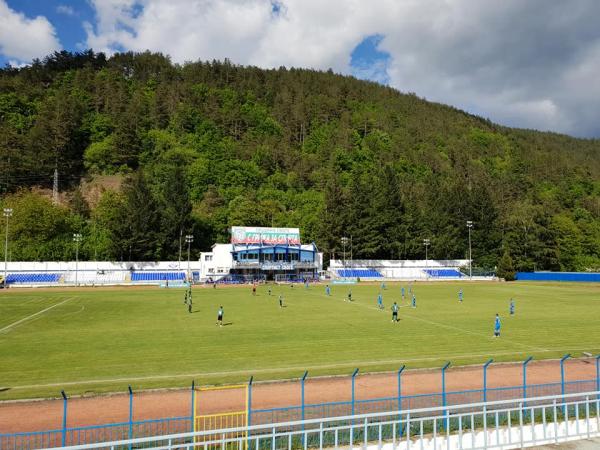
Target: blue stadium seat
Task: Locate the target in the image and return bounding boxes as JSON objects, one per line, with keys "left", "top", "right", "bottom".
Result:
{"left": 130, "top": 272, "right": 186, "bottom": 281}
{"left": 6, "top": 273, "right": 61, "bottom": 284}
{"left": 423, "top": 269, "right": 463, "bottom": 278}
{"left": 337, "top": 269, "right": 383, "bottom": 278}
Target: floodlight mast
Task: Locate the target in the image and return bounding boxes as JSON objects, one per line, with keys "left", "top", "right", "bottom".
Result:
{"left": 423, "top": 239, "right": 430, "bottom": 269}
{"left": 73, "top": 233, "right": 82, "bottom": 286}
{"left": 185, "top": 234, "right": 194, "bottom": 282}
{"left": 466, "top": 221, "right": 473, "bottom": 279}
{"left": 341, "top": 236, "right": 349, "bottom": 269}
{"left": 3, "top": 208, "right": 13, "bottom": 287}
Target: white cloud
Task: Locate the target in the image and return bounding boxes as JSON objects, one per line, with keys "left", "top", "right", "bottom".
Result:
{"left": 56, "top": 5, "right": 76, "bottom": 17}
{"left": 82, "top": 0, "right": 600, "bottom": 137}
{"left": 0, "top": 0, "right": 61, "bottom": 63}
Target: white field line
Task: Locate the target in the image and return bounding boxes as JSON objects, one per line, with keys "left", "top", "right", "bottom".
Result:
{"left": 0, "top": 298, "right": 72, "bottom": 334}
{"left": 4, "top": 290, "right": 595, "bottom": 391}
{"left": 8, "top": 346, "right": 600, "bottom": 391}
{"left": 322, "top": 291, "right": 550, "bottom": 353}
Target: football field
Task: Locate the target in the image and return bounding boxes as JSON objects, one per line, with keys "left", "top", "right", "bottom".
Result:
{"left": 0, "top": 282, "right": 599, "bottom": 400}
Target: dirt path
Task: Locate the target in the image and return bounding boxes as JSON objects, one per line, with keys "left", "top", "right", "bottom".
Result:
{"left": 1, "top": 358, "right": 596, "bottom": 433}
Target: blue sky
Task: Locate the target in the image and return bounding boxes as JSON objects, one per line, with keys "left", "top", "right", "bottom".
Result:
{"left": 1, "top": 0, "right": 94, "bottom": 63}
{"left": 1, "top": 0, "right": 389, "bottom": 85}
{"left": 1, "top": 0, "right": 600, "bottom": 138}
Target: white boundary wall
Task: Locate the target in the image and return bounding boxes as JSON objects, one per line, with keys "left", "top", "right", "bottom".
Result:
{"left": 2, "top": 261, "right": 202, "bottom": 272}
{"left": 1, "top": 261, "right": 203, "bottom": 286}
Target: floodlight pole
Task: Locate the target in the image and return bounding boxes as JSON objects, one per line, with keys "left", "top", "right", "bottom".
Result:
{"left": 423, "top": 239, "right": 430, "bottom": 276}
{"left": 73, "top": 233, "right": 82, "bottom": 286}
{"left": 185, "top": 234, "right": 194, "bottom": 283}
{"left": 341, "top": 237, "right": 349, "bottom": 269}
{"left": 3, "top": 208, "right": 13, "bottom": 287}
{"left": 466, "top": 221, "right": 473, "bottom": 279}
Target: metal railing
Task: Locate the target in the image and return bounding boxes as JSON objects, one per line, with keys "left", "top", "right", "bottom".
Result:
{"left": 33, "top": 391, "right": 600, "bottom": 450}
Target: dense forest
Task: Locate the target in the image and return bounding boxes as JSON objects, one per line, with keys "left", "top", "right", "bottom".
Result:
{"left": 1, "top": 50, "right": 599, "bottom": 275}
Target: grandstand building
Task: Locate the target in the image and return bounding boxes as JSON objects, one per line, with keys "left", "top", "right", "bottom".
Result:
{"left": 329, "top": 258, "right": 474, "bottom": 280}
{"left": 199, "top": 227, "right": 323, "bottom": 282}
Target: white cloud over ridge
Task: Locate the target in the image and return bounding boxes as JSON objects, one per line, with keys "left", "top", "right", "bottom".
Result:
{"left": 0, "top": 0, "right": 61, "bottom": 63}
{"left": 80, "top": 0, "right": 600, "bottom": 137}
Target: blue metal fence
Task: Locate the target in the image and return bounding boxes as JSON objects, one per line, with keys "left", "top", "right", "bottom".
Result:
{"left": 2, "top": 359, "right": 600, "bottom": 450}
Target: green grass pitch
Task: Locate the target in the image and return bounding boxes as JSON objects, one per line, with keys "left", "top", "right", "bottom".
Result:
{"left": 0, "top": 282, "right": 599, "bottom": 400}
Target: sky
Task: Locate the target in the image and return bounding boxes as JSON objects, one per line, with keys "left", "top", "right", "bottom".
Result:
{"left": 1, "top": 1, "right": 600, "bottom": 138}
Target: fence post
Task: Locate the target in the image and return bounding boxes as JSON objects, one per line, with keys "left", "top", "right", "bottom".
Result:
{"left": 351, "top": 368, "right": 359, "bottom": 415}
{"left": 483, "top": 359, "right": 493, "bottom": 403}
{"left": 397, "top": 365, "right": 405, "bottom": 412}
{"left": 560, "top": 353, "right": 571, "bottom": 413}
{"left": 248, "top": 376, "right": 253, "bottom": 426}
{"left": 61, "top": 390, "right": 68, "bottom": 447}
{"left": 442, "top": 362, "right": 451, "bottom": 430}
{"left": 190, "top": 380, "right": 195, "bottom": 433}
{"left": 128, "top": 385, "right": 133, "bottom": 450}
{"left": 595, "top": 355, "right": 600, "bottom": 399}
{"left": 523, "top": 356, "right": 533, "bottom": 409}
{"left": 301, "top": 371, "right": 308, "bottom": 447}
{"left": 247, "top": 375, "right": 253, "bottom": 449}
{"left": 397, "top": 365, "right": 405, "bottom": 438}
{"left": 301, "top": 371, "right": 308, "bottom": 422}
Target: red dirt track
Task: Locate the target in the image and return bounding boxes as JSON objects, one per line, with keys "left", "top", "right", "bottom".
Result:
{"left": 1, "top": 359, "right": 596, "bottom": 433}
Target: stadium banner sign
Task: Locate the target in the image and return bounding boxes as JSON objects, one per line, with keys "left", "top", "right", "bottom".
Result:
{"left": 231, "top": 227, "right": 301, "bottom": 245}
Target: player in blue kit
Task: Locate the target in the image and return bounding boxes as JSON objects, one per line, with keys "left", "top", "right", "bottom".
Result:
{"left": 401, "top": 286, "right": 405, "bottom": 301}
{"left": 458, "top": 289, "right": 463, "bottom": 303}
{"left": 325, "top": 284, "right": 331, "bottom": 296}
{"left": 377, "top": 293, "right": 384, "bottom": 309}
{"left": 411, "top": 294, "right": 416, "bottom": 308}
{"left": 494, "top": 314, "right": 501, "bottom": 337}
{"left": 509, "top": 298, "right": 515, "bottom": 315}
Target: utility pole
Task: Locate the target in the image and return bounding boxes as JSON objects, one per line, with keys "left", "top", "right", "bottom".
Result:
{"left": 467, "top": 221, "right": 473, "bottom": 279}
{"left": 4, "top": 208, "right": 13, "bottom": 287}
{"left": 73, "top": 233, "right": 82, "bottom": 286}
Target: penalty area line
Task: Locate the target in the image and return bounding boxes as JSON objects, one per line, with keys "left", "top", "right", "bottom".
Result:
{"left": 0, "top": 298, "right": 72, "bottom": 334}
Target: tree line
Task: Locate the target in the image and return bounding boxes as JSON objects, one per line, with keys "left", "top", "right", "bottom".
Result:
{"left": 1, "top": 50, "right": 599, "bottom": 274}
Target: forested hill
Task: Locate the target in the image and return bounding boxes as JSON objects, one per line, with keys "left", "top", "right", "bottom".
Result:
{"left": 1, "top": 50, "right": 599, "bottom": 273}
